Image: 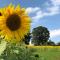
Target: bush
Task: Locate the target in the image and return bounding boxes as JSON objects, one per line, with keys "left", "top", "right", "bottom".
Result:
{"left": 0, "top": 43, "right": 38, "bottom": 60}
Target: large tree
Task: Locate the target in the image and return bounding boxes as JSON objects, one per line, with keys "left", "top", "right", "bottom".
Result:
{"left": 32, "top": 26, "right": 50, "bottom": 45}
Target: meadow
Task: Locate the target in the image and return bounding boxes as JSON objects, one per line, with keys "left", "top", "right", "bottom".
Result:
{"left": 0, "top": 41, "right": 60, "bottom": 60}
{"left": 27, "top": 46, "right": 60, "bottom": 60}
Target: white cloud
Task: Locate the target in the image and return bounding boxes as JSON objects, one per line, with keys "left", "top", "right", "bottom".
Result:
{"left": 26, "top": 0, "right": 60, "bottom": 21}
{"left": 50, "top": 29, "right": 60, "bottom": 38}
{"left": 46, "top": 6, "right": 59, "bottom": 15}
{"left": 26, "top": 7, "right": 40, "bottom": 14}
{"left": 32, "top": 10, "right": 44, "bottom": 20}
{"left": 51, "top": 0, "right": 60, "bottom": 6}
{"left": 31, "top": 6, "right": 59, "bottom": 20}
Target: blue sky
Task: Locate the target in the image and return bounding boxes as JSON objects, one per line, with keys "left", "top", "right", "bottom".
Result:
{"left": 0, "top": 0, "right": 60, "bottom": 43}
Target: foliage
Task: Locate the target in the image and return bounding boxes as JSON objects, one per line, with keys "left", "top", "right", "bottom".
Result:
{"left": 0, "top": 43, "right": 38, "bottom": 60}
{"left": 0, "top": 40, "right": 60, "bottom": 60}
{"left": 47, "top": 40, "right": 55, "bottom": 46}
{"left": 23, "top": 33, "right": 31, "bottom": 45}
{"left": 32, "top": 26, "right": 50, "bottom": 46}
{"left": 57, "top": 42, "right": 60, "bottom": 46}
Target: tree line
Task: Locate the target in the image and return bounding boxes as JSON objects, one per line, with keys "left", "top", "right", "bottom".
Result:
{"left": 23, "top": 26, "right": 60, "bottom": 46}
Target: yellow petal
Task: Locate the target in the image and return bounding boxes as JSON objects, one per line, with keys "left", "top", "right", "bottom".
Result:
{"left": 15, "top": 4, "right": 20, "bottom": 12}
{"left": 6, "top": 3, "right": 14, "bottom": 15}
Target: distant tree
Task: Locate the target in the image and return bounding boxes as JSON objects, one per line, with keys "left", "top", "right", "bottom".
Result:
{"left": 56, "top": 42, "right": 60, "bottom": 46}
{"left": 32, "top": 26, "right": 50, "bottom": 46}
{"left": 23, "top": 33, "right": 31, "bottom": 45}
{"left": 47, "top": 40, "right": 55, "bottom": 46}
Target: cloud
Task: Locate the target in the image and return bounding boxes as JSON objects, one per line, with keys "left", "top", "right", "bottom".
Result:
{"left": 51, "top": 0, "right": 60, "bottom": 6}
{"left": 31, "top": 6, "right": 59, "bottom": 20}
{"left": 26, "top": 7, "right": 40, "bottom": 14}
{"left": 26, "top": 0, "right": 60, "bottom": 21}
{"left": 46, "top": 6, "right": 59, "bottom": 15}
{"left": 50, "top": 29, "right": 60, "bottom": 38}
{"left": 32, "top": 10, "right": 43, "bottom": 20}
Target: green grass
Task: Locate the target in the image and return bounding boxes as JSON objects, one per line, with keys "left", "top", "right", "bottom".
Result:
{"left": 0, "top": 42, "right": 60, "bottom": 60}
{"left": 28, "top": 46, "right": 60, "bottom": 60}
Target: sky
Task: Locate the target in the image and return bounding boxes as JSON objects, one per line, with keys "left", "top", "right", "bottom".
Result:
{"left": 0, "top": 0, "right": 60, "bottom": 43}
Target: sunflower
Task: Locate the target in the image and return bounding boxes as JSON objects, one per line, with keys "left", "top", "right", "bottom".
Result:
{"left": 0, "top": 4, "right": 31, "bottom": 43}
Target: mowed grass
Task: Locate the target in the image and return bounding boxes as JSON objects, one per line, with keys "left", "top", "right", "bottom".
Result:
{"left": 27, "top": 46, "right": 60, "bottom": 60}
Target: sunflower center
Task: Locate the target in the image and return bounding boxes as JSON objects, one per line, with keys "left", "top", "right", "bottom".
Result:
{"left": 6, "top": 14, "right": 20, "bottom": 31}
{"left": 0, "top": 12, "right": 2, "bottom": 16}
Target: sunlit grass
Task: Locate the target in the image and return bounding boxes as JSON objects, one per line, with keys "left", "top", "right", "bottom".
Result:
{"left": 27, "top": 45, "right": 60, "bottom": 48}
{"left": 26, "top": 45, "right": 60, "bottom": 60}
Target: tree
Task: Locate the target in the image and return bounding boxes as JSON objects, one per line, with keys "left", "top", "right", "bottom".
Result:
{"left": 57, "top": 42, "right": 60, "bottom": 46}
{"left": 47, "top": 40, "right": 55, "bottom": 46}
{"left": 32, "top": 26, "right": 50, "bottom": 46}
{"left": 23, "top": 33, "right": 31, "bottom": 45}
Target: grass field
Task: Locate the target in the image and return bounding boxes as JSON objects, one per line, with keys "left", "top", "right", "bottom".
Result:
{"left": 0, "top": 42, "right": 60, "bottom": 60}
{"left": 27, "top": 46, "right": 60, "bottom": 60}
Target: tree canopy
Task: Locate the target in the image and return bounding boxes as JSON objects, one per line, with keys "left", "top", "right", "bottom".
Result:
{"left": 32, "top": 26, "right": 50, "bottom": 45}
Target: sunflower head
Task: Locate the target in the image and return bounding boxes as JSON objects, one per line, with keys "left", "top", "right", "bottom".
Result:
{"left": 6, "top": 13, "right": 21, "bottom": 31}
{"left": 0, "top": 4, "right": 31, "bottom": 43}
